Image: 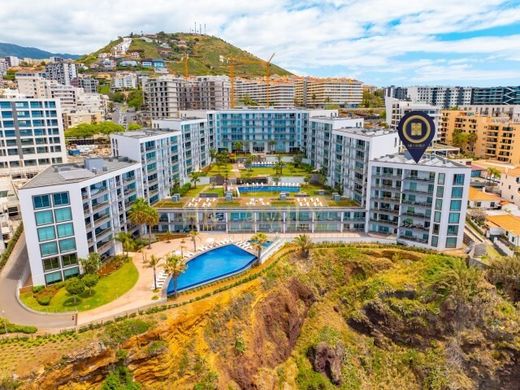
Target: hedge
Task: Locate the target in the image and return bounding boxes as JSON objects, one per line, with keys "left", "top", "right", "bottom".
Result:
{"left": 0, "top": 224, "right": 23, "bottom": 272}
{"left": 0, "top": 318, "right": 37, "bottom": 335}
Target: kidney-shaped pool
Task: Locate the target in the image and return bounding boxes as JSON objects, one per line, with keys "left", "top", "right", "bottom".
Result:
{"left": 166, "top": 244, "right": 257, "bottom": 295}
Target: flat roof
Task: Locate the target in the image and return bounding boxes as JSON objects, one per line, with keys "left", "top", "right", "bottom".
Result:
{"left": 112, "top": 129, "right": 175, "bottom": 139}
{"left": 504, "top": 167, "right": 520, "bottom": 177}
{"left": 22, "top": 157, "right": 139, "bottom": 189}
{"left": 487, "top": 214, "right": 520, "bottom": 236}
{"left": 469, "top": 187, "right": 502, "bottom": 202}
{"left": 372, "top": 153, "right": 468, "bottom": 169}
{"left": 334, "top": 127, "right": 395, "bottom": 137}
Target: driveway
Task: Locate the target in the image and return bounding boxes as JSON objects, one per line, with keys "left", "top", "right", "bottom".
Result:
{"left": 0, "top": 233, "right": 75, "bottom": 330}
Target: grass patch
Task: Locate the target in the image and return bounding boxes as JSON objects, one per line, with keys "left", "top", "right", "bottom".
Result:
{"left": 154, "top": 199, "right": 185, "bottom": 208}
{"left": 21, "top": 261, "right": 139, "bottom": 312}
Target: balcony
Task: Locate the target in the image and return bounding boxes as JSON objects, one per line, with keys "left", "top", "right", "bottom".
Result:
{"left": 400, "top": 223, "right": 430, "bottom": 232}
{"left": 398, "top": 235, "right": 428, "bottom": 244}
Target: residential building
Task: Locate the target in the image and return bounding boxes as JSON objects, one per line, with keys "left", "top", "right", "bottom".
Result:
{"left": 460, "top": 104, "right": 520, "bottom": 122}
{"left": 468, "top": 187, "right": 502, "bottom": 209}
{"left": 45, "top": 58, "right": 78, "bottom": 86}
{"left": 235, "top": 78, "right": 294, "bottom": 107}
{"left": 471, "top": 86, "right": 520, "bottom": 105}
{"left": 144, "top": 76, "right": 184, "bottom": 118}
{"left": 186, "top": 76, "right": 230, "bottom": 110}
{"left": 486, "top": 214, "right": 520, "bottom": 253}
{"left": 4, "top": 56, "right": 20, "bottom": 68}
{"left": 406, "top": 86, "right": 472, "bottom": 108}
{"left": 367, "top": 153, "right": 470, "bottom": 250}
{"left": 499, "top": 167, "right": 520, "bottom": 205}
{"left": 440, "top": 110, "right": 520, "bottom": 164}
{"left": 384, "top": 86, "right": 408, "bottom": 100}
{"left": 62, "top": 111, "right": 103, "bottom": 130}
{"left": 0, "top": 59, "right": 8, "bottom": 76}
{"left": 71, "top": 77, "right": 99, "bottom": 93}
{"left": 385, "top": 97, "right": 441, "bottom": 139}
{"left": 0, "top": 98, "right": 66, "bottom": 175}
{"left": 112, "top": 72, "right": 138, "bottom": 90}
{"left": 295, "top": 77, "right": 363, "bottom": 107}
{"left": 19, "top": 157, "right": 142, "bottom": 286}
{"left": 111, "top": 130, "right": 183, "bottom": 204}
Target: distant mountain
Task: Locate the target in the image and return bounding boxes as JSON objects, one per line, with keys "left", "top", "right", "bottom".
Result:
{"left": 0, "top": 42, "right": 79, "bottom": 60}
{"left": 81, "top": 33, "right": 292, "bottom": 77}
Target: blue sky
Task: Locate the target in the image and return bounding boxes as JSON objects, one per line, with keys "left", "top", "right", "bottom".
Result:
{"left": 1, "top": 0, "right": 520, "bottom": 86}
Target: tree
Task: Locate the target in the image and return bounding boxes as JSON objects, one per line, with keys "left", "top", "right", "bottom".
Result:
{"left": 293, "top": 154, "right": 303, "bottom": 168}
{"left": 209, "top": 148, "right": 218, "bottom": 164}
{"left": 293, "top": 234, "right": 313, "bottom": 258}
{"left": 127, "top": 123, "right": 142, "bottom": 130}
{"left": 268, "top": 140, "right": 277, "bottom": 153}
{"left": 80, "top": 253, "right": 101, "bottom": 275}
{"left": 233, "top": 141, "right": 243, "bottom": 153}
{"left": 190, "top": 171, "right": 203, "bottom": 188}
{"left": 487, "top": 256, "right": 520, "bottom": 302}
{"left": 115, "top": 232, "right": 134, "bottom": 258}
{"left": 83, "top": 274, "right": 99, "bottom": 296}
{"left": 127, "top": 89, "right": 143, "bottom": 110}
{"left": 274, "top": 156, "right": 285, "bottom": 176}
{"left": 129, "top": 198, "right": 159, "bottom": 249}
{"left": 163, "top": 254, "right": 187, "bottom": 297}
{"left": 189, "top": 230, "right": 199, "bottom": 251}
{"left": 486, "top": 167, "right": 501, "bottom": 185}
{"left": 251, "top": 232, "right": 268, "bottom": 259}
{"left": 273, "top": 175, "right": 281, "bottom": 185}
{"left": 147, "top": 255, "right": 162, "bottom": 291}
{"left": 66, "top": 277, "right": 86, "bottom": 304}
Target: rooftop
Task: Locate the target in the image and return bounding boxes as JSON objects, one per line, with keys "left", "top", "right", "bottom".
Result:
{"left": 468, "top": 187, "right": 502, "bottom": 202}
{"left": 112, "top": 129, "right": 176, "bottom": 139}
{"left": 334, "top": 127, "right": 395, "bottom": 137}
{"left": 372, "top": 153, "right": 469, "bottom": 169}
{"left": 22, "top": 157, "right": 140, "bottom": 189}
{"left": 487, "top": 214, "right": 520, "bottom": 236}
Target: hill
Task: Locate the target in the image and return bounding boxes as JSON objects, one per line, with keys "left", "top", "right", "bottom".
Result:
{"left": 6, "top": 244, "right": 520, "bottom": 389}
{"left": 80, "top": 33, "right": 292, "bottom": 77}
{"left": 0, "top": 42, "right": 79, "bottom": 59}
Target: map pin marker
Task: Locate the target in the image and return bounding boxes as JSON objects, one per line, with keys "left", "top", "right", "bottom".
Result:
{"left": 397, "top": 111, "right": 436, "bottom": 163}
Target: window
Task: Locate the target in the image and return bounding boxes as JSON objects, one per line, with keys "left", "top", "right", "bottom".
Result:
{"left": 33, "top": 194, "right": 50, "bottom": 209}
{"left": 44, "top": 271, "right": 62, "bottom": 284}
{"left": 35, "top": 210, "right": 53, "bottom": 225}
{"left": 37, "top": 226, "right": 56, "bottom": 242}
{"left": 40, "top": 241, "right": 58, "bottom": 257}
{"left": 434, "top": 211, "right": 441, "bottom": 223}
{"left": 63, "top": 267, "right": 79, "bottom": 279}
{"left": 451, "top": 187, "right": 463, "bottom": 198}
{"left": 447, "top": 225, "right": 459, "bottom": 235}
{"left": 43, "top": 257, "right": 60, "bottom": 271}
{"left": 54, "top": 207, "right": 72, "bottom": 222}
{"left": 450, "top": 200, "right": 462, "bottom": 211}
{"left": 62, "top": 253, "right": 78, "bottom": 267}
{"left": 431, "top": 236, "right": 438, "bottom": 247}
{"left": 436, "top": 186, "right": 444, "bottom": 197}
{"left": 56, "top": 223, "right": 74, "bottom": 238}
{"left": 446, "top": 237, "right": 457, "bottom": 248}
{"left": 435, "top": 199, "right": 443, "bottom": 210}
{"left": 453, "top": 174, "right": 465, "bottom": 185}
{"left": 59, "top": 238, "right": 76, "bottom": 253}
{"left": 448, "top": 213, "right": 460, "bottom": 224}
{"left": 437, "top": 173, "right": 445, "bottom": 185}
{"left": 53, "top": 192, "right": 69, "bottom": 206}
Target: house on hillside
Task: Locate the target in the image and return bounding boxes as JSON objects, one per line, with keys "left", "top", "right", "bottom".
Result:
{"left": 468, "top": 187, "right": 502, "bottom": 209}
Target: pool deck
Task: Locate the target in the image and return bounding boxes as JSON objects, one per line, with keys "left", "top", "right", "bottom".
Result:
{"left": 75, "top": 231, "right": 389, "bottom": 326}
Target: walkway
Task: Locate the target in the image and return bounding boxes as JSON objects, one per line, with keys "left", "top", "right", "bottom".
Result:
{"left": 0, "top": 233, "right": 74, "bottom": 329}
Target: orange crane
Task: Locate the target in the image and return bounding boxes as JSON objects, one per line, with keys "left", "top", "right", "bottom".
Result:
{"left": 228, "top": 53, "right": 276, "bottom": 108}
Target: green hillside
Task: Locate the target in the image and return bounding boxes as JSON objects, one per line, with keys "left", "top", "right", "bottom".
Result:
{"left": 80, "top": 33, "right": 292, "bottom": 78}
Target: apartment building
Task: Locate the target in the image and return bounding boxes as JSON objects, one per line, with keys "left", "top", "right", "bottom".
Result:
{"left": 499, "top": 167, "right": 520, "bottom": 205}
{"left": 144, "top": 76, "right": 184, "bottom": 118}
{"left": 188, "top": 76, "right": 230, "bottom": 110}
{"left": 384, "top": 86, "right": 408, "bottom": 100}
{"left": 71, "top": 77, "right": 99, "bottom": 93}
{"left": 45, "top": 59, "right": 78, "bottom": 86}
{"left": 0, "top": 98, "right": 66, "bottom": 175}
{"left": 367, "top": 154, "right": 470, "bottom": 250}
{"left": 112, "top": 72, "right": 138, "bottom": 90}
{"left": 295, "top": 77, "right": 363, "bottom": 107}
{"left": 471, "top": 86, "right": 520, "bottom": 105}
{"left": 385, "top": 97, "right": 441, "bottom": 139}
{"left": 0, "top": 59, "right": 9, "bottom": 77}
{"left": 460, "top": 104, "right": 520, "bottom": 122}
{"left": 440, "top": 110, "right": 520, "bottom": 164}
{"left": 235, "top": 78, "right": 295, "bottom": 107}
{"left": 111, "top": 130, "right": 183, "bottom": 204}
{"left": 19, "top": 157, "right": 142, "bottom": 286}
{"left": 406, "top": 86, "right": 472, "bottom": 108}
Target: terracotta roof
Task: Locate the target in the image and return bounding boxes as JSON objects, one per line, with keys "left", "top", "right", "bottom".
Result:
{"left": 486, "top": 214, "right": 520, "bottom": 236}
{"left": 505, "top": 167, "right": 520, "bottom": 178}
{"left": 468, "top": 187, "right": 502, "bottom": 202}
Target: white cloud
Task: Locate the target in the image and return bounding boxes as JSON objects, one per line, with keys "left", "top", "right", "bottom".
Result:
{"left": 0, "top": 0, "right": 519, "bottom": 84}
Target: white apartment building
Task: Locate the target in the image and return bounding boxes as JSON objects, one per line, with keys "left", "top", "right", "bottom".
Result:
{"left": 295, "top": 77, "right": 363, "bottom": 107}
{"left": 460, "top": 104, "right": 520, "bottom": 122}
{"left": 0, "top": 59, "right": 8, "bottom": 76}
{"left": 0, "top": 98, "right": 66, "bottom": 176}
{"left": 367, "top": 154, "right": 470, "bottom": 250}
{"left": 19, "top": 157, "right": 142, "bottom": 286}
{"left": 407, "top": 86, "right": 472, "bottom": 108}
{"left": 72, "top": 77, "right": 99, "bottom": 94}
{"left": 111, "top": 130, "right": 184, "bottom": 204}
{"left": 499, "top": 167, "right": 520, "bottom": 205}
{"left": 235, "top": 78, "right": 295, "bottom": 107}
{"left": 4, "top": 56, "right": 20, "bottom": 68}
{"left": 45, "top": 59, "right": 78, "bottom": 86}
{"left": 385, "top": 97, "right": 441, "bottom": 140}
{"left": 112, "top": 72, "right": 138, "bottom": 90}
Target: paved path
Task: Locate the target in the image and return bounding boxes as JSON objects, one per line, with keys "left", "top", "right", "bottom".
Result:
{"left": 0, "top": 233, "right": 75, "bottom": 330}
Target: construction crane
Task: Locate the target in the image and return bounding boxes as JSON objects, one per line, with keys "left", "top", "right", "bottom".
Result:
{"left": 181, "top": 52, "right": 201, "bottom": 79}
{"left": 228, "top": 53, "right": 276, "bottom": 108}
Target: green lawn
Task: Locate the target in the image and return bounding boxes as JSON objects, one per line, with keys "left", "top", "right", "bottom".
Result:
{"left": 239, "top": 164, "right": 309, "bottom": 177}
{"left": 21, "top": 261, "right": 139, "bottom": 313}
{"left": 205, "top": 163, "right": 234, "bottom": 177}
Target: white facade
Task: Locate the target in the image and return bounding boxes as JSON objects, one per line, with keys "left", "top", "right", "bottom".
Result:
{"left": 45, "top": 60, "right": 78, "bottom": 86}
{"left": 460, "top": 104, "right": 520, "bottom": 122}
{"left": 407, "top": 86, "right": 472, "bottom": 108}
{"left": 19, "top": 157, "right": 142, "bottom": 286}
{"left": 0, "top": 98, "right": 67, "bottom": 176}
{"left": 144, "top": 76, "right": 183, "bottom": 118}
{"left": 295, "top": 77, "right": 363, "bottom": 107}
{"left": 235, "top": 78, "right": 295, "bottom": 107}
{"left": 112, "top": 72, "right": 138, "bottom": 90}
{"left": 385, "top": 97, "right": 441, "bottom": 140}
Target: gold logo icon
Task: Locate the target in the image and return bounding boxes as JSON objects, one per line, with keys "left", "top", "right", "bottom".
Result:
{"left": 411, "top": 122, "right": 422, "bottom": 136}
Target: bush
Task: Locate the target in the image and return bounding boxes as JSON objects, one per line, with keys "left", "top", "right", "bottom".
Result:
{"left": 32, "top": 285, "right": 44, "bottom": 294}
{"left": 0, "top": 318, "right": 37, "bottom": 335}
{"left": 36, "top": 296, "right": 51, "bottom": 306}
{"left": 103, "top": 319, "right": 151, "bottom": 347}
{"left": 0, "top": 224, "right": 23, "bottom": 272}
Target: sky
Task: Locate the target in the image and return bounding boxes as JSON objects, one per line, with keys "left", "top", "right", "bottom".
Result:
{"left": 1, "top": 0, "right": 520, "bottom": 86}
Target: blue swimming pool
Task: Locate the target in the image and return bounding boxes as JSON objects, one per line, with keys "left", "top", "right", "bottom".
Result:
{"left": 238, "top": 185, "right": 300, "bottom": 193}
{"left": 166, "top": 244, "right": 257, "bottom": 295}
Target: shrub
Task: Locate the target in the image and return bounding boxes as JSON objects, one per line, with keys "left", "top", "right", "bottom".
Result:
{"left": 103, "top": 319, "right": 151, "bottom": 347}
{"left": 36, "top": 296, "right": 51, "bottom": 306}
{"left": 32, "top": 285, "right": 44, "bottom": 294}
{"left": 0, "top": 318, "right": 37, "bottom": 335}
{"left": 65, "top": 277, "right": 86, "bottom": 304}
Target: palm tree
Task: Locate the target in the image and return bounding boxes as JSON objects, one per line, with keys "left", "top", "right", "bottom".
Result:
{"left": 251, "top": 232, "right": 268, "bottom": 259}
{"left": 209, "top": 148, "right": 218, "bottom": 164}
{"left": 190, "top": 171, "right": 203, "bottom": 188}
{"left": 148, "top": 255, "right": 162, "bottom": 290}
{"left": 128, "top": 198, "right": 159, "bottom": 249}
{"left": 486, "top": 167, "right": 500, "bottom": 185}
{"left": 268, "top": 140, "right": 277, "bottom": 153}
{"left": 233, "top": 141, "right": 243, "bottom": 153}
{"left": 293, "top": 234, "right": 313, "bottom": 258}
{"left": 163, "top": 254, "right": 187, "bottom": 297}
{"left": 274, "top": 156, "right": 285, "bottom": 176}
{"left": 115, "top": 231, "right": 134, "bottom": 258}
{"left": 189, "top": 230, "right": 199, "bottom": 251}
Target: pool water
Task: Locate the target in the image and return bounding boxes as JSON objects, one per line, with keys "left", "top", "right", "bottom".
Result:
{"left": 238, "top": 185, "right": 300, "bottom": 193}
{"left": 166, "top": 244, "right": 257, "bottom": 295}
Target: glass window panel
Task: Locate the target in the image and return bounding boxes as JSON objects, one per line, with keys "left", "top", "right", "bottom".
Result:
{"left": 40, "top": 241, "right": 58, "bottom": 257}
{"left": 37, "top": 226, "right": 56, "bottom": 242}
{"left": 42, "top": 257, "right": 60, "bottom": 271}
{"left": 33, "top": 195, "right": 50, "bottom": 209}
{"left": 59, "top": 238, "right": 76, "bottom": 253}
{"left": 54, "top": 207, "right": 72, "bottom": 222}
{"left": 35, "top": 210, "right": 53, "bottom": 225}
{"left": 56, "top": 223, "right": 74, "bottom": 238}
{"left": 53, "top": 192, "right": 69, "bottom": 206}
{"left": 44, "top": 271, "right": 62, "bottom": 284}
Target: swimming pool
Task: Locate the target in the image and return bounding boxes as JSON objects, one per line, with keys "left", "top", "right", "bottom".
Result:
{"left": 238, "top": 185, "right": 300, "bottom": 193}
{"left": 166, "top": 244, "right": 257, "bottom": 295}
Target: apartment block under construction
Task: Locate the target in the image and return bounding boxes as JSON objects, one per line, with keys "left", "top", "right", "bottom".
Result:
{"left": 440, "top": 110, "right": 520, "bottom": 164}
{"left": 295, "top": 77, "right": 363, "bottom": 107}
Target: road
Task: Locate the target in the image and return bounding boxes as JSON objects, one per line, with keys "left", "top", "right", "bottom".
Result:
{"left": 0, "top": 233, "right": 75, "bottom": 330}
